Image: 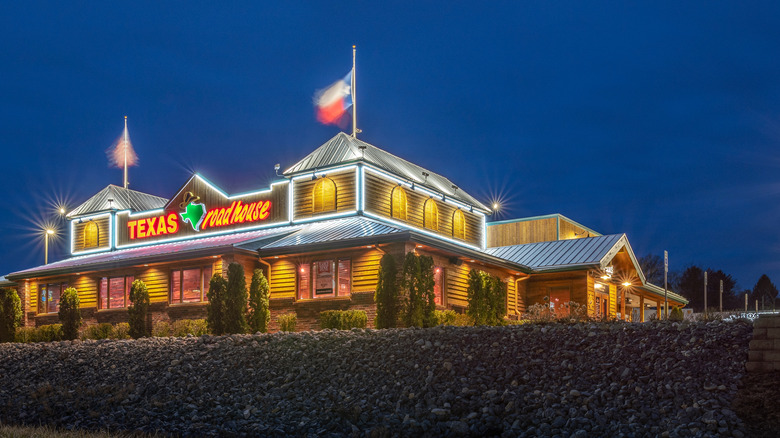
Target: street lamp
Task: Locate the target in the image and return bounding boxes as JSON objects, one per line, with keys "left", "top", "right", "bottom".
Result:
{"left": 44, "top": 228, "right": 55, "bottom": 265}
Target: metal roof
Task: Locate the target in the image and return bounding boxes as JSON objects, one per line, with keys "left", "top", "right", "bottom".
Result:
{"left": 284, "top": 132, "right": 490, "bottom": 212}
{"left": 254, "top": 216, "right": 406, "bottom": 251}
{"left": 67, "top": 185, "right": 168, "bottom": 218}
{"left": 6, "top": 226, "right": 300, "bottom": 279}
{"left": 484, "top": 234, "right": 624, "bottom": 270}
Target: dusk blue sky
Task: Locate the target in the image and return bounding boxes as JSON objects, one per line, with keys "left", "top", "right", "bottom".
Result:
{"left": 1, "top": 2, "right": 779, "bottom": 292}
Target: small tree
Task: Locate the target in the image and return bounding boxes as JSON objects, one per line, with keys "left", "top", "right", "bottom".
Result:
{"left": 0, "top": 288, "right": 22, "bottom": 343}
{"left": 467, "top": 270, "right": 507, "bottom": 326}
{"left": 224, "top": 262, "right": 248, "bottom": 334}
{"left": 207, "top": 273, "right": 227, "bottom": 335}
{"left": 128, "top": 279, "right": 151, "bottom": 338}
{"left": 247, "top": 269, "right": 270, "bottom": 333}
{"left": 58, "top": 287, "right": 81, "bottom": 340}
{"left": 401, "top": 252, "right": 436, "bottom": 328}
{"left": 374, "top": 254, "right": 399, "bottom": 329}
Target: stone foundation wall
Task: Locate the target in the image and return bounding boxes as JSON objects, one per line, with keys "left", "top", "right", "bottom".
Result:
{"left": 746, "top": 314, "right": 780, "bottom": 372}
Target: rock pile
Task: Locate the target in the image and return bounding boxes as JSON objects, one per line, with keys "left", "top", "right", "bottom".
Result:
{"left": 0, "top": 321, "right": 752, "bottom": 437}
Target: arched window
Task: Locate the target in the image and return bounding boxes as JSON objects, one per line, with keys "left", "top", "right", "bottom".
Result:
{"left": 312, "top": 177, "right": 336, "bottom": 213}
{"left": 84, "top": 221, "right": 99, "bottom": 248}
{"left": 452, "top": 209, "right": 466, "bottom": 240}
{"left": 423, "top": 198, "right": 439, "bottom": 231}
{"left": 391, "top": 185, "right": 407, "bottom": 220}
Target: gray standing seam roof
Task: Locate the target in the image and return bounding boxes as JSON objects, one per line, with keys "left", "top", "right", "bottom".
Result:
{"left": 254, "top": 216, "right": 405, "bottom": 250}
{"left": 283, "top": 132, "right": 490, "bottom": 212}
{"left": 484, "top": 234, "right": 624, "bottom": 270}
{"left": 67, "top": 185, "right": 168, "bottom": 217}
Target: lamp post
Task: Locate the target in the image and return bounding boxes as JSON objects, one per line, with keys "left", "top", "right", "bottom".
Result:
{"left": 44, "top": 228, "right": 54, "bottom": 265}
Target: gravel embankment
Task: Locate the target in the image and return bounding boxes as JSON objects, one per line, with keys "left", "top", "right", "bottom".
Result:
{"left": 0, "top": 321, "right": 752, "bottom": 437}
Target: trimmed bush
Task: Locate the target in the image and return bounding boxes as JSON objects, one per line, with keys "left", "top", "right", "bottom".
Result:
{"left": 374, "top": 254, "right": 399, "bottom": 329}
{"left": 466, "top": 270, "right": 507, "bottom": 326}
{"left": 15, "top": 326, "right": 36, "bottom": 343}
{"left": 36, "top": 324, "right": 64, "bottom": 342}
{"left": 247, "top": 269, "right": 270, "bottom": 333}
{"left": 224, "top": 263, "right": 249, "bottom": 334}
{"left": 152, "top": 321, "right": 171, "bottom": 337}
{"left": 669, "top": 307, "right": 684, "bottom": 322}
{"left": 128, "top": 279, "right": 150, "bottom": 339}
{"left": 0, "top": 288, "right": 22, "bottom": 343}
{"left": 206, "top": 274, "right": 227, "bottom": 335}
{"left": 433, "top": 310, "right": 473, "bottom": 326}
{"left": 113, "top": 323, "right": 131, "bottom": 339}
{"left": 319, "top": 310, "right": 368, "bottom": 330}
{"left": 58, "top": 287, "right": 81, "bottom": 340}
{"left": 401, "top": 252, "right": 437, "bottom": 328}
{"left": 171, "top": 319, "right": 208, "bottom": 337}
{"left": 82, "top": 323, "right": 113, "bottom": 340}
{"left": 278, "top": 313, "right": 297, "bottom": 332}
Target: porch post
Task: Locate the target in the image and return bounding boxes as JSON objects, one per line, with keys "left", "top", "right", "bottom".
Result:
{"left": 639, "top": 293, "right": 645, "bottom": 322}
{"left": 620, "top": 287, "right": 626, "bottom": 321}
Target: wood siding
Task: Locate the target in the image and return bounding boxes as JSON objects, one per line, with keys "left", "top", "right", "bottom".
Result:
{"left": 293, "top": 170, "right": 356, "bottom": 220}
{"left": 364, "top": 172, "right": 482, "bottom": 246}
{"left": 269, "top": 259, "right": 297, "bottom": 299}
{"left": 138, "top": 267, "right": 170, "bottom": 303}
{"left": 72, "top": 216, "right": 111, "bottom": 252}
{"left": 559, "top": 217, "right": 594, "bottom": 240}
{"left": 487, "top": 217, "right": 557, "bottom": 247}
{"left": 526, "top": 271, "right": 588, "bottom": 311}
{"left": 73, "top": 275, "right": 98, "bottom": 308}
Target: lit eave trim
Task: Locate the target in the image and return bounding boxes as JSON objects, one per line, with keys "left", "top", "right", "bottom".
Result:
{"left": 363, "top": 211, "right": 482, "bottom": 252}
{"left": 292, "top": 210, "right": 358, "bottom": 225}
{"left": 70, "top": 212, "right": 113, "bottom": 256}
{"left": 363, "top": 166, "right": 487, "bottom": 216}
{"left": 195, "top": 173, "right": 289, "bottom": 200}
{"left": 290, "top": 164, "right": 358, "bottom": 182}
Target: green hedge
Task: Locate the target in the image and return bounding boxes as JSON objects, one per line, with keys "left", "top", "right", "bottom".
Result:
{"left": 152, "top": 319, "right": 208, "bottom": 337}
{"left": 14, "top": 324, "right": 63, "bottom": 343}
{"left": 319, "top": 310, "right": 368, "bottom": 330}
{"left": 278, "top": 313, "right": 297, "bottom": 332}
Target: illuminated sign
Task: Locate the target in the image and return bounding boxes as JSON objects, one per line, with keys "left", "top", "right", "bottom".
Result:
{"left": 127, "top": 191, "right": 272, "bottom": 240}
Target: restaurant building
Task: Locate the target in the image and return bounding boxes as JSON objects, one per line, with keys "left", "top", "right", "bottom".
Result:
{"left": 6, "top": 133, "right": 687, "bottom": 330}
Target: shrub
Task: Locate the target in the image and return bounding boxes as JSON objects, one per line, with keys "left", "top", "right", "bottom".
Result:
{"left": 401, "top": 252, "right": 436, "bottom": 328}
{"left": 82, "top": 323, "right": 113, "bottom": 340}
{"left": 152, "top": 321, "right": 171, "bottom": 337}
{"left": 0, "top": 288, "right": 22, "bottom": 343}
{"left": 224, "top": 263, "right": 249, "bottom": 334}
{"left": 278, "top": 313, "right": 297, "bottom": 332}
{"left": 466, "top": 270, "right": 506, "bottom": 326}
{"left": 374, "top": 254, "right": 399, "bottom": 329}
{"left": 15, "top": 326, "right": 36, "bottom": 343}
{"left": 206, "top": 273, "right": 227, "bottom": 335}
{"left": 319, "top": 310, "right": 368, "bottom": 330}
{"left": 36, "top": 324, "right": 63, "bottom": 342}
{"left": 128, "top": 279, "right": 150, "bottom": 339}
{"left": 247, "top": 269, "right": 270, "bottom": 333}
{"left": 113, "top": 322, "right": 131, "bottom": 339}
{"left": 668, "top": 307, "right": 684, "bottom": 321}
{"left": 171, "top": 319, "right": 208, "bottom": 337}
{"left": 434, "top": 310, "right": 473, "bottom": 326}
{"left": 58, "top": 287, "right": 81, "bottom": 340}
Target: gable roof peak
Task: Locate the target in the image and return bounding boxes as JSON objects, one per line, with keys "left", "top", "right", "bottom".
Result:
{"left": 67, "top": 184, "right": 168, "bottom": 218}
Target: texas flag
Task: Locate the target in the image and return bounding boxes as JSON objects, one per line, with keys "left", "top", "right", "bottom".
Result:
{"left": 314, "top": 71, "right": 353, "bottom": 125}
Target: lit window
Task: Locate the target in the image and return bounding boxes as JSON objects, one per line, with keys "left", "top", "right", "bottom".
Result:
{"left": 452, "top": 209, "right": 466, "bottom": 239}
{"left": 433, "top": 266, "right": 444, "bottom": 305}
{"left": 38, "top": 282, "right": 68, "bottom": 314}
{"left": 170, "top": 266, "right": 212, "bottom": 304}
{"left": 423, "top": 198, "right": 439, "bottom": 231}
{"left": 313, "top": 177, "right": 337, "bottom": 213}
{"left": 99, "top": 275, "right": 135, "bottom": 309}
{"left": 391, "top": 186, "right": 407, "bottom": 220}
{"left": 297, "top": 259, "right": 351, "bottom": 299}
{"left": 84, "top": 221, "right": 99, "bottom": 248}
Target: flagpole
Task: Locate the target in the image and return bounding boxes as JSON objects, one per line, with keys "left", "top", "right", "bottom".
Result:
{"left": 123, "top": 116, "right": 128, "bottom": 189}
{"left": 352, "top": 45, "right": 357, "bottom": 138}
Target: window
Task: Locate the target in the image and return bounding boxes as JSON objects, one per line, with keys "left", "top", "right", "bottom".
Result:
{"left": 433, "top": 266, "right": 444, "bottom": 306}
{"left": 313, "top": 177, "right": 336, "bottom": 213}
{"left": 170, "top": 266, "right": 212, "bottom": 304}
{"left": 84, "top": 221, "right": 99, "bottom": 248}
{"left": 297, "top": 259, "right": 351, "bottom": 300}
{"left": 391, "top": 185, "right": 407, "bottom": 220}
{"left": 423, "top": 198, "right": 439, "bottom": 231}
{"left": 99, "top": 275, "right": 135, "bottom": 309}
{"left": 452, "top": 209, "right": 466, "bottom": 239}
{"left": 38, "top": 282, "right": 68, "bottom": 314}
